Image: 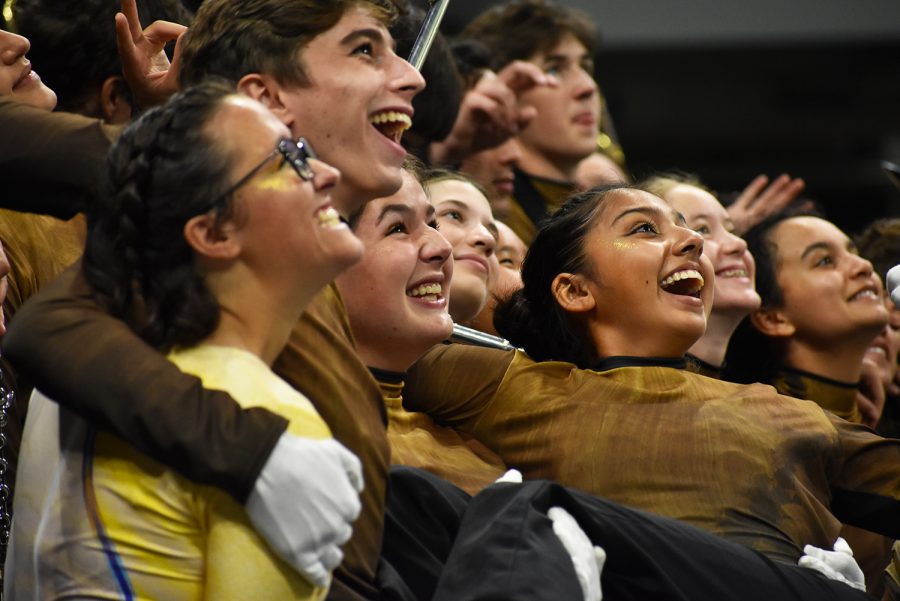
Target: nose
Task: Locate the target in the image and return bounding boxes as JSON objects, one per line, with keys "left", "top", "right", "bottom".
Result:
{"left": 674, "top": 226, "right": 704, "bottom": 258}
{"left": 721, "top": 230, "right": 749, "bottom": 256}
{"left": 497, "top": 138, "right": 522, "bottom": 168}
{"left": 469, "top": 223, "right": 497, "bottom": 257}
{"left": 308, "top": 158, "right": 341, "bottom": 192}
{"left": 422, "top": 227, "right": 453, "bottom": 265}
{"left": 0, "top": 30, "right": 30, "bottom": 65}
{"left": 390, "top": 52, "right": 426, "bottom": 97}
{"left": 848, "top": 252, "right": 874, "bottom": 277}
{"left": 571, "top": 66, "right": 597, "bottom": 102}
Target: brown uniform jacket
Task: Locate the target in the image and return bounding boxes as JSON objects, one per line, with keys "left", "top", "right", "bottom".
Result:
{"left": 0, "top": 97, "right": 119, "bottom": 219}
{"left": 374, "top": 370, "right": 505, "bottom": 496}
{"left": 406, "top": 345, "right": 900, "bottom": 564}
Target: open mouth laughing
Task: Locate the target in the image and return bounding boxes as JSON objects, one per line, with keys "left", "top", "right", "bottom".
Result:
{"left": 370, "top": 110, "right": 412, "bottom": 145}
{"left": 660, "top": 269, "right": 705, "bottom": 298}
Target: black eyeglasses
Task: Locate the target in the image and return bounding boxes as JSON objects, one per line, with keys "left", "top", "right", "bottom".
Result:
{"left": 219, "top": 137, "right": 318, "bottom": 200}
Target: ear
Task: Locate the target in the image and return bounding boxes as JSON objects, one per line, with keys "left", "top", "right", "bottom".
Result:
{"left": 551, "top": 272, "right": 595, "bottom": 314}
{"left": 749, "top": 306, "right": 796, "bottom": 338}
{"left": 99, "top": 76, "right": 133, "bottom": 124}
{"left": 237, "top": 73, "right": 295, "bottom": 130}
{"left": 183, "top": 213, "right": 241, "bottom": 261}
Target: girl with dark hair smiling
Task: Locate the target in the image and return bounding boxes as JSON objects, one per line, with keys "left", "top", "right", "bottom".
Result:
{"left": 404, "top": 184, "right": 900, "bottom": 599}
{"left": 7, "top": 81, "right": 364, "bottom": 600}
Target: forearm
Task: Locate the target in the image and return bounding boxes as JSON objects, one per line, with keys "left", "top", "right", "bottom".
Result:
{"left": 0, "top": 97, "right": 120, "bottom": 218}
{"left": 405, "top": 343, "right": 510, "bottom": 428}
{"left": 3, "top": 262, "right": 287, "bottom": 502}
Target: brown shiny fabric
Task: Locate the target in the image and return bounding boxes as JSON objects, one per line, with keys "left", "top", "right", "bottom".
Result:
{"left": 0, "top": 97, "right": 120, "bottom": 219}
{"left": 771, "top": 367, "right": 862, "bottom": 423}
{"left": 273, "top": 285, "right": 388, "bottom": 601}
{"left": 406, "top": 345, "right": 900, "bottom": 564}
{"left": 377, "top": 377, "right": 505, "bottom": 496}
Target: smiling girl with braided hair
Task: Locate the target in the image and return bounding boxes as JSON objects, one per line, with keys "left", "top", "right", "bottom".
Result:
{"left": 7, "top": 79, "right": 365, "bottom": 600}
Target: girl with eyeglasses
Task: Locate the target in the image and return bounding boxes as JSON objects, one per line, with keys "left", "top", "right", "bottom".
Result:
{"left": 7, "top": 80, "right": 364, "bottom": 600}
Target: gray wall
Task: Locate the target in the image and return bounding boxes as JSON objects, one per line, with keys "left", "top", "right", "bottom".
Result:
{"left": 569, "top": 0, "right": 900, "bottom": 48}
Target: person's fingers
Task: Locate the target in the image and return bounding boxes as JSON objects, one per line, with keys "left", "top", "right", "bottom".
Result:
{"left": 732, "top": 174, "right": 769, "bottom": 210}
{"left": 120, "top": 0, "right": 143, "bottom": 42}
{"left": 114, "top": 12, "right": 139, "bottom": 66}
{"left": 472, "top": 74, "right": 518, "bottom": 131}
{"left": 833, "top": 537, "right": 854, "bottom": 556}
{"left": 319, "top": 545, "right": 345, "bottom": 572}
{"left": 165, "top": 30, "right": 187, "bottom": 86}
{"left": 299, "top": 558, "right": 330, "bottom": 588}
{"left": 497, "top": 60, "right": 555, "bottom": 93}
{"left": 334, "top": 441, "right": 364, "bottom": 494}
{"left": 141, "top": 20, "right": 189, "bottom": 48}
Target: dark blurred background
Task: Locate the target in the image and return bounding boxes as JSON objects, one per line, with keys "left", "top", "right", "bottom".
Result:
{"left": 418, "top": 0, "right": 900, "bottom": 235}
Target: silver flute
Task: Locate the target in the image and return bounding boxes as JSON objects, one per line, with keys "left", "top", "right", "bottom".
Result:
{"left": 449, "top": 323, "right": 517, "bottom": 351}
{"left": 406, "top": 0, "right": 451, "bottom": 71}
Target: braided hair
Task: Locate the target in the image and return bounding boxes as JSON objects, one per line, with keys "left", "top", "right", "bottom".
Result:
{"left": 83, "top": 79, "right": 238, "bottom": 351}
{"left": 494, "top": 184, "right": 631, "bottom": 367}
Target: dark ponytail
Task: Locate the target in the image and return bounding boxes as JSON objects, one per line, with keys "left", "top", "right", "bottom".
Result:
{"left": 495, "top": 184, "right": 630, "bottom": 367}
{"left": 83, "top": 79, "right": 238, "bottom": 351}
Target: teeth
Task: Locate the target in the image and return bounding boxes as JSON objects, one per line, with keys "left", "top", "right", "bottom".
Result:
{"left": 316, "top": 206, "right": 342, "bottom": 228}
{"left": 868, "top": 346, "right": 887, "bottom": 357}
{"left": 719, "top": 269, "right": 747, "bottom": 278}
{"left": 370, "top": 111, "right": 412, "bottom": 143}
{"left": 370, "top": 111, "right": 412, "bottom": 128}
{"left": 660, "top": 269, "right": 704, "bottom": 290}
{"left": 407, "top": 283, "right": 443, "bottom": 299}
{"left": 850, "top": 289, "right": 879, "bottom": 301}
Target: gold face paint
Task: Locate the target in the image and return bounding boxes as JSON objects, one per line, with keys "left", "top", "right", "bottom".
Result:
{"left": 612, "top": 240, "right": 637, "bottom": 250}
{"left": 253, "top": 164, "right": 295, "bottom": 192}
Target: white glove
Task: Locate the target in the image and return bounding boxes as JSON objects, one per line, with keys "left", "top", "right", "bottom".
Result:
{"left": 798, "top": 537, "right": 866, "bottom": 592}
{"left": 246, "top": 433, "right": 364, "bottom": 587}
{"left": 887, "top": 264, "right": 900, "bottom": 308}
{"left": 495, "top": 468, "right": 523, "bottom": 484}
{"left": 549, "top": 506, "right": 606, "bottom": 601}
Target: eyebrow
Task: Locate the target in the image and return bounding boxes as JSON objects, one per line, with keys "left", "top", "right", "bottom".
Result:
{"left": 340, "top": 27, "right": 395, "bottom": 51}
{"left": 800, "top": 239, "right": 856, "bottom": 259}
{"left": 375, "top": 203, "right": 415, "bottom": 225}
{"left": 612, "top": 205, "right": 683, "bottom": 226}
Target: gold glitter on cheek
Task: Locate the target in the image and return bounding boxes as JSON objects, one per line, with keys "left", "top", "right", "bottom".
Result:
{"left": 612, "top": 240, "right": 637, "bottom": 250}
{"left": 253, "top": 170, "right": 294, "bottom": 192}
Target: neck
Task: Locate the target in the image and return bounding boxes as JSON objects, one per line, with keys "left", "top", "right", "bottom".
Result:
{"left": 202, "top": 265, "right": 319, "bottom": 366}
{"left": 355, "top": 342, "right": 419, "bottom": 374}
{"left": 517, "top": 144, "right": 578, "bottom": 182}
{"left": 783, "top": 335, "right": 872, "bottom": 383}
{"left": 591, "top": 322, "right": 692, "bottom": 362}
{"left": 687, "top": 310, "right": 744, "bottom": 367}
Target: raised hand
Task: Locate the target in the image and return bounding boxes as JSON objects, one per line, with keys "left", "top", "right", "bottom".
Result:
{"left": 114, "top": 0, "right": 187, "bottom": 109}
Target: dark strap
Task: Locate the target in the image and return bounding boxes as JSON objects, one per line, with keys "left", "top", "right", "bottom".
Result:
{"left": 513, "top": 169, "right": 552, "bottom": 228}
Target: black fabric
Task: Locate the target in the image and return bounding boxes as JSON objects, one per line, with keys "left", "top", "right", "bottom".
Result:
{"left": 380, "top": 466, "right": 471, "bottom": 601}
{"left": 832, "top": 487, "right": 900, "bottom": 538}
{"left": 381, "top": 468, "right": 875, "bottom": 601}
{"left": 512, "top": 168, "right": 554, "bottom": 228}
{"left": 439, "top": 481, "right": 875, "bottom": 601}
{"left": 591, "top": 355, "right": 688, "bottom": 372}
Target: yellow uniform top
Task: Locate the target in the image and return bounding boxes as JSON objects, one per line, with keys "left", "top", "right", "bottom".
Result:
{"left": 376, "top": 373, "right": 505, "bottom": 496}
{"left": 7, "top": 344, "right": 330, "bottom": 601}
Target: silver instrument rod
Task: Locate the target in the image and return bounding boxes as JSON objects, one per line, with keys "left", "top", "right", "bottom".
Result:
{"left": 406, "top": 0, "right": 451, "bottom": 71}
{"left": 449, "top": 323, "right": 517, "bottom": 351}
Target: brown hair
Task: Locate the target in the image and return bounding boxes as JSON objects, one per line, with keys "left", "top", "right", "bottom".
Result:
{"left": 179, "top": 0, "right": 398, "bottom": 88}
{"left": 461, "top": 0, "right": 597, "bottom": 70}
